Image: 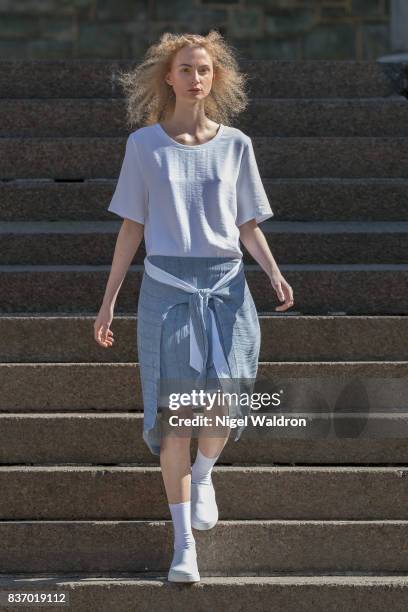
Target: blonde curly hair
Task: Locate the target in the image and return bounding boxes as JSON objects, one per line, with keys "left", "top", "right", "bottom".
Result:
{"left": 117, "top": 29, "right": 250, "bottom": 130}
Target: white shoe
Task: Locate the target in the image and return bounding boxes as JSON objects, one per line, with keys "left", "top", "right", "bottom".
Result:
{"left": 168, "top": 543, "right": 200, "bottom": 582}
{"left": 191, "top": 480, "right": 219, "bottom": 530}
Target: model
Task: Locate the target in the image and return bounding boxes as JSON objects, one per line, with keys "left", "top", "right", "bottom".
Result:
{"left": 95, "top": 29, "right": 294, "bottom": 583}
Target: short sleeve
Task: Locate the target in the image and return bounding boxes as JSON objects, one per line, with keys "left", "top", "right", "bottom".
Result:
{"left": 236, "top": 137, "right": 274, "bottom": 227}
{"left": 107, "top": 134, "right": 148, "bottom": 225}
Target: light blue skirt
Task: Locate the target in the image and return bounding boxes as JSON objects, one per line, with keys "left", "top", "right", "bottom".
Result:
{"left": 137, "top": 255, "right": 261, "bottom": 456}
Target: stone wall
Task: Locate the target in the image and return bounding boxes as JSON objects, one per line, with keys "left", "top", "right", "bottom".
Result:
{"left": 0, "top": 0, "right": 391, "bottom": 60}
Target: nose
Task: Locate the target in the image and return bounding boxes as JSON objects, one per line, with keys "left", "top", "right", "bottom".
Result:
{"left": 191, "top": 71, "right": 201, "bottom": 84}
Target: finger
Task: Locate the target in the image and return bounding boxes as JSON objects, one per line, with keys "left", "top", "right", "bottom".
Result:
{"left": 275, "top": 298, "right": 294, "bottom": 312}
{"left": 275, "top": 288, "right": 294, "bottom": 310}
{"left": 281, "top": 284, "right": 294, "bottom": 305}
{"left": 286, "top": 285, "right": 294, "bottom": 302}
{"left": 274, "top": 282, "right": 285, "bottom": 302}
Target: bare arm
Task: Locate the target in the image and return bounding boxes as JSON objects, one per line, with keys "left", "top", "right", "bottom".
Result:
{"left": 94, "top": 219, "right": 144, "bottom": 347}
{"left": 238, "top": 219, "right": 294, "bottom": 312}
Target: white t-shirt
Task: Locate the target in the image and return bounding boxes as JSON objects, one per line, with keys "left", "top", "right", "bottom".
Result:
{"left": 107, "top": 122, "right": 274, "bottom": 258}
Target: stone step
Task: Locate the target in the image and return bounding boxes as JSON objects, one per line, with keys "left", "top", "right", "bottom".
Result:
{"left": 0, "top": 315, "right": 406, "bottom": 363}
{"left": 1, "top": 264, "right": 407, "bottom": 314}
{"left": 1, "top": 178, "right": 407, "bottom": 222}
{"left": 1, "top": 412, "right": 408, "bottom": 465}
{"left": 0, "top": 574, "right": 407, "bottom": 612}
{"left": 1, "top": 465, "right": 408, "bottom": 520}
{"left": 0, "top": 519, "right": 408, "bottom": 573}
{"left": 1, "top": 361, "right": 406, "bottom": 411}
{"left": 0, "top": 59, "right": 403, "bottom": 98}
{"left": 2, "top": 136, "right": 408, "bottom": 179}
{"left": 1, "top": 221, "right": 407, "bottom": 265}
{"left": 1, "top": 97, "right": 408, "bottom": 137}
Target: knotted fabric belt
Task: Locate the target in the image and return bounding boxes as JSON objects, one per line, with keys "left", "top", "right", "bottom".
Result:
{"left": 143, "top": 256, "right": 243, "bottom": 380}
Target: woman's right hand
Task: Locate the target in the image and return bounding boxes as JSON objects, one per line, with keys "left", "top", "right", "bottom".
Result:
{"left": 94, "top": 302, "right": 115, "bottom": 348}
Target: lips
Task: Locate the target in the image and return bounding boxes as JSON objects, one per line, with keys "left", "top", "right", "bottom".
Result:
{"left": 189, "top": 89, "right": 202, "bottom": 92}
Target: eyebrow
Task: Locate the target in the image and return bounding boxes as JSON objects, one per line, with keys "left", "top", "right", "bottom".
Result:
{"left": 178, "top": 63, "right": 211, "bottom": 68}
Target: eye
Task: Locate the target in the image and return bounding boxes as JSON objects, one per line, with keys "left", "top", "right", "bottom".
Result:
{"left": 181, "top": 67, "right": 210, "bottom": 72}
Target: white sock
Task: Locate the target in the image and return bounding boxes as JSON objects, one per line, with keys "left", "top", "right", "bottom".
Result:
{"left": 168, "top": 500, "right": 195, "bottom": 551}
{"left": 191, "top": 447, "right": 220, "bottom": 485}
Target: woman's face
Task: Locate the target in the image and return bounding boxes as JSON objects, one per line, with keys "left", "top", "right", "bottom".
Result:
{"left": 165, "top": 45, "right": 215, "bottom": 101}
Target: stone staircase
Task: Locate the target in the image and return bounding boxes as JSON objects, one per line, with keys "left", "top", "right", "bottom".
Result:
{"left": 0, "top": 58, "right": 408, "bottom": 610}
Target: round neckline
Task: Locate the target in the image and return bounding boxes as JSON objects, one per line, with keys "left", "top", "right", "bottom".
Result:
{"left": 155, "top": 122, "right": 224, "bottom": 149}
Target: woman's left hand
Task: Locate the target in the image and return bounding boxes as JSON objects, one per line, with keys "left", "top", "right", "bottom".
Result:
{"left": 270, "top": 272, "right": 294, "bottom": 312}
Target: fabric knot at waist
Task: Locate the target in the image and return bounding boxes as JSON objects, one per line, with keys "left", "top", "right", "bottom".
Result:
{"left": 143, "top": 256, "right": 244, "bottom": 381}
{"left": 197, "top": 288, "right": 211, "bottom": 297}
